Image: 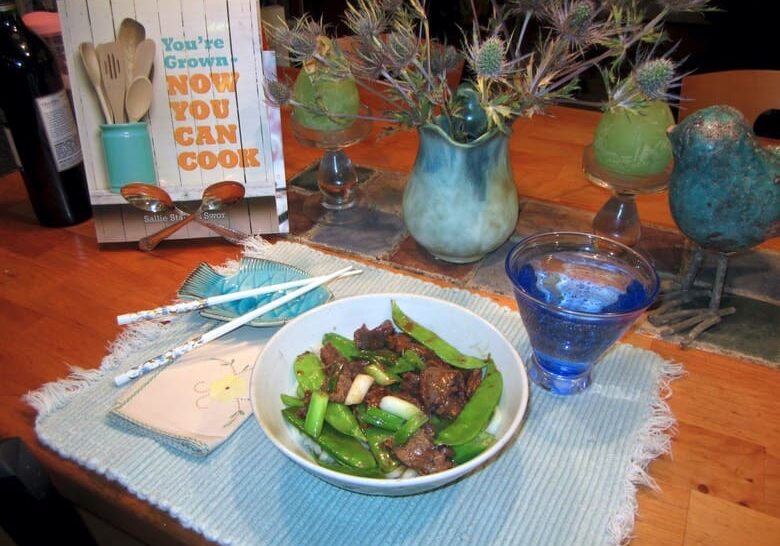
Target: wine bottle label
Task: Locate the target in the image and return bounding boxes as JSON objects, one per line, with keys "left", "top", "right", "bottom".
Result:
{"left": 34, "top": 90, "right": 83, "bottom": 172}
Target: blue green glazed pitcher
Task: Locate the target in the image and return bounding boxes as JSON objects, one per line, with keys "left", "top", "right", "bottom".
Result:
{"left": 402, "top": 123, "right": 519, "bottom": 263}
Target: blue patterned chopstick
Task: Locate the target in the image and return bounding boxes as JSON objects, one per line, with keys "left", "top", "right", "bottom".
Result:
{"left": 116, "top": 270, "right": 360, "bottom": 325}
{"left": 113, "top": 266, "right": 359, "bottom": 387}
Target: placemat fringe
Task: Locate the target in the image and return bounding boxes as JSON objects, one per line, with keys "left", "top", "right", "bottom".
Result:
{"left": 608, "top": 357, "right": 684, "bottom": 545}
{"left": 24, "top": 319, "right": 175, "bottom": 418}
{"left": 241, "top": 235, "right": 272, "bottom": 256}
{"left": 23, "top": 365, "right": 104, "bottom": 416}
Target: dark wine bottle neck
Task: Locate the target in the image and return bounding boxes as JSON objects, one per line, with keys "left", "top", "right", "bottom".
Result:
{"left": 0, "top": 4, "right": 19, "bottom": 29}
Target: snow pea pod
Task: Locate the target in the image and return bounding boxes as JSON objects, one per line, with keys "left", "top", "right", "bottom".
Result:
{"left": 428, "top": 414, "right": 449, "bottom": 433}
{"left": 393, "top": 412, "right": 429, "bottom": 446}
{"left": 322, "top": 332, "right": 360, "bottom": 359}
{"left": 325, "top": 402, "right": 366, "bottom": 441}
{"left": 391, "top": 300, "right": 486, "bottom": 369}
{"left": 355, "top": 405, "right": 404, "bottom": 431}
{"left": 365, "top": 427, "right": 400, "bottom": 473}
{"left": 283, "top": 408, "right": 377, "bottom": 469}
{"left": 436, "top": 360, "right": 503, "bottom": 446}
{"left": 280, "top": 394, "right": 304, "bottom": 408}
{"left": 451, "top": 432, "right": 496, "bottom": 464}
{"left": 294, "top": 351, "right": 326, "bottom": 394}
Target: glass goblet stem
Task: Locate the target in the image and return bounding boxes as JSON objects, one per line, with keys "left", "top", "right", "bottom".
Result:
{"left": 317, "top": 148, "right": 358, "bottom": 210}
{"left": 592, "top": 192, "right": 640, "bottom": 247}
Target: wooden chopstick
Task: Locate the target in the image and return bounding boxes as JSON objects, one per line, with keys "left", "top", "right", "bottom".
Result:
{"left": 113, "top": 266, "right": 359, "bottom": 387}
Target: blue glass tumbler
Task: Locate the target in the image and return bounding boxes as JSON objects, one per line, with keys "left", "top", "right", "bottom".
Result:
{"left": 505, "top": 232, "right": 659, "bottom": 395}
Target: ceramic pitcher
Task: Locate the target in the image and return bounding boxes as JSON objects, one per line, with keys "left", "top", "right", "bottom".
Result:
{"left": 402, "top": 123, "right": 518, "bottom": 263}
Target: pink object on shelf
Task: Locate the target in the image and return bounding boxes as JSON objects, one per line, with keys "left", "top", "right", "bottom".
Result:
{"left": 22, "top": 11, "right": 62, "bottom": 36}
{"left": 22, "top": 11, "right": 68, "bottom": 83}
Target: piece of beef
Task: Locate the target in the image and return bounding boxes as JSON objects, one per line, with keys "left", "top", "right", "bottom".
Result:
{"left": 424, "top": 356, "right": 451, "bottom": 369}
{"left": 363, "top": 385, "right": 391, "bottom": 408}
{"left": 353, "top": 320, "right": 395, "bottom": 350}
{"left": 329, "top": 373, "right": 352, "bottom": 404}
{"left": 465, "top": 368, "right": 483, "bottom": 399}
{"left": 392, "top": 426, "right": 454, "bottom": 475}
{"left": 386, "top": 333, "right": 435, "bottom": 360}
{"left": 386, "top": 332, "right": 415, "bottom": 354}
{"left": 419, "top": 365, "right": 466, "bottom": 420}
{"left": 362, "top": 384, "right": 422, "bottom": 410}
{"left": 328, "top": 360, "right": 367, "bottom": 403}
{"left": 399, "top": 372, "right": 420, "bottom": 399}
{"left": 320, "top": 342, "right": 348, "bottom": 375}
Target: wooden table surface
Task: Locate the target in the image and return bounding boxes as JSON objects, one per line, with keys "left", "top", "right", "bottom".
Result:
{"left": 1, "top": 105, "right": 778, "bottom": 546}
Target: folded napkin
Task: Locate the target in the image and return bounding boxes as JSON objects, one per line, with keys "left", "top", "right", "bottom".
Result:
{"left": 110, "top": 328, "right": 263, "bottom": 456}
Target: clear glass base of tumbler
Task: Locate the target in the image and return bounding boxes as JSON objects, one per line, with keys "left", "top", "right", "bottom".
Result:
{"left": 527, "top": 353, "right": 592, "bottom": 395}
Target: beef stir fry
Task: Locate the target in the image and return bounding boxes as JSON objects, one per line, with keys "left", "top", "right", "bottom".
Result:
{"left": 281, "top": 301, "right": 503, "bottom": 478}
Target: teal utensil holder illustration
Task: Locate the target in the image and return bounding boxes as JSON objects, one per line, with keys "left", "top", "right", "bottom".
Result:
{"left": 101, "top": 122, "right": 156, "bottom": 192}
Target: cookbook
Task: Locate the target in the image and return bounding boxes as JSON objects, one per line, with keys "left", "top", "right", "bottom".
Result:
{"left": 58, "top": 0, "right": 288, "bottom": 243}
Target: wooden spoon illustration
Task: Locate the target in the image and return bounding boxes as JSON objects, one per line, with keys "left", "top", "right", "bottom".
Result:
{"left": 78, "top": 42, "right": 113, "bottom": 123}
{"left": 132, "top": 39, "right": 156, "bottom": 80}
{"left": 117, "top": 18, "right": 145, "bottom": 85}
{"left": 125, "top": 76, "right": 153, "bottom": 122}
{"left": 95, "top": 42, "right": 127, "bottom": 123}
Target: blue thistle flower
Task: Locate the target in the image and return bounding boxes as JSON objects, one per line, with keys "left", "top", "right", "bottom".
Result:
{"left": 467, "top": 36, "right": 508, "bottom": 79}
{"left": 635, "top": 58, "right": 676, "bottom": 99}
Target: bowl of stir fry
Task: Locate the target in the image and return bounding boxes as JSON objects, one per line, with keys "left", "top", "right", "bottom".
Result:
{"left": 250, "top": 293, "right": 529, "bottom": 496}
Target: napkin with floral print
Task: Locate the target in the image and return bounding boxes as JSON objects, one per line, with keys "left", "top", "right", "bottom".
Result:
{"left": 110, "top": 328, "right": 265, "bottom": 456}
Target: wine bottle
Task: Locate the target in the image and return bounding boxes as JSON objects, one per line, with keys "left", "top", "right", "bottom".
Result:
{"left": 0, "top": 1, "right": 91, "bottom": 227}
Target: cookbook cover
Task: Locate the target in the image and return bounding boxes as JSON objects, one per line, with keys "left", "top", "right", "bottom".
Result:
{"left": 57, "top": 0, "right": 288, "bottom": 243}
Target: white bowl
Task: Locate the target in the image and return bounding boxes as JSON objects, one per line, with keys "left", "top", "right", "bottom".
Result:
{"left": 250, "top": 293, "right": 529, "bottom": 496}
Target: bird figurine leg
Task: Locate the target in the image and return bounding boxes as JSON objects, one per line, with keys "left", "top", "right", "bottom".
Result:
{"left": 648, "top": 245, "right": 708, "bottom": 318}
{"left": 648, "top": 247, "right": 736, "bottom": 346}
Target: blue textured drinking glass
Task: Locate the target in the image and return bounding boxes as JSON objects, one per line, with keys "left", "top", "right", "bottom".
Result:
{"left": 505, "top": 232, "right": 659, "bottom": 395}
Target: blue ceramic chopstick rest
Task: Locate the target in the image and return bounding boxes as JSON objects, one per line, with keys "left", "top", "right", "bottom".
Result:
{"left": 178, "top": 258, "right": 333, "bottom": 326}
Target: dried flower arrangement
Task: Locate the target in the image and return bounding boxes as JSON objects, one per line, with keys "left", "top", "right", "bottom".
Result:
{"left": 265, "top": 0, "right": 712, "bottom": 142}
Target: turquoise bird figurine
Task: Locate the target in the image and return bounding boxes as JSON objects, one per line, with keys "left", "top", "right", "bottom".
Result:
{"left": 649, "top": 105, "right": 780, "bottom": 343}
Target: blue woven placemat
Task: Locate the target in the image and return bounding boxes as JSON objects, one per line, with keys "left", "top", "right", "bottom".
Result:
{"left": 26, "top": 240, "right": 680, "bottom": 546}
